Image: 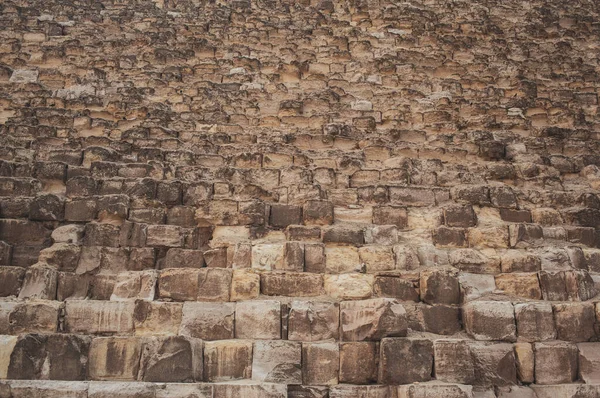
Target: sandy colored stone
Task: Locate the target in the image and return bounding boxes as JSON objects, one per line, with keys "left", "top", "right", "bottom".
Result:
{"left": 139, "top": 336, "right": 203, "bottom": 382}
{"left": 252, "top": 243, "right": 284, "bottom": 271}
{"left": 325, "top": 245, "right": 361, "bottom": 273}
{"left": 340, "top": 298, "right": 407, "bottom": 341}
{"left": 230, "top": 269, "right": 260, "bottom": 301}
{"left": 252, "top": 340, "right": 301, "bottom": 384}
{"left": 534, "top": 342, "right": 578, "bottom": 384}
{"left": 65, "top": 300, "right": 135, "bottom": 334}
{"left": 434, "top": 339, "right": 475, "bottom": 384}
{"left": 133, "top": 300, "right": 182, "bottom": 336}
{"left": 235, "top": 300, "right": 281, "bottom": 339}
{"left": 515, "top": 342, "right": 534, "bottom": 383}
{"left": 495, "top": 273, "right": 541, "bottom": 299}
{"left": 463, "top": 301, "right": 516, "bottom": 342}
{"left": 180, "top": 302, "right": 235, "bottom": 341}
{"left": 88, "top": 337, "right": 142, "bottom": 380}
{"left": 324, "top": 274, "right": 374, "bottom": 300}
{"left": 110, "top": 270, "right": 157, "bottom": 301}
{"left": 339, "top": 342, "right": 378, "bottom": 384}
{"left": 203, "top": 340, "right": 252, "bottom": 382}
{"left": 358, "top": 245, "right": 395, "bottom": 272}
{"left": 288, "top": 300, "right": 339, "bottom": 341}
{"left": 302, "top": 341, "right": 339, "bottom": 385}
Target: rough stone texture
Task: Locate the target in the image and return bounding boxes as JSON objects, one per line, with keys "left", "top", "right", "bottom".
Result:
{"left": 1, "top": 0, "right": 600, "bottom": 393}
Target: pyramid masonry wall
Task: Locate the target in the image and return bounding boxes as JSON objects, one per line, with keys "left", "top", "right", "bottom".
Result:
{"left": 1, "top": 0, "right": 600, "bottom": 397}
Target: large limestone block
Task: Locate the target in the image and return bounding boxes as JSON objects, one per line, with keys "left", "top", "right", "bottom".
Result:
{"left": 7, "top": 380, "right": 88, "bottom": 398}
{"left": 463, "top": 301, "right": 516, "bottom": 342}
{"left": 340, "top": 298, "right": 407, "bottom": 341}
{"left": 65, "top": 300, "right": 135, "bottom": 334}
{"left": 534, "top": 342, "right": 578, "bottom": 384}
{"left": 155, "top": 384, "right": 213, "bottom": 398}
{"left": 397, "top": 383, "right": 473, "bottom": 398}
{"left": 324, "top": 274, "right": 374, "bottom": 300}
{"left": 212, "top": 382, "right": 287, "bottom": 398}
{"left": 133, "top": 300, "right": 182, "bottom": 336}
{"left": 252, "top": 340, "right": 301, "bottom": 384}
{"left": 514, "top": 342, "right": 534, "bottom": 383}
{"left": 88, "top": 382, "right": 155, "bottom": 398}
{"left": 288, "top": 300, "right": 339, "bottom": 341}
{"left": 302, "top": 341, "right": 339, "bottom": 385}
{"left": 330, "top": 385, "right": 391, "bottom": 398}
{"left": 261, "top": 272, "right": 323, "bottom": 296}
{"left": 230, "top": 269, "right": 260, "bottom": 301}
{"left": 18, "top": 266, "right": 58, "bottom": 300}
{"left": 139, "top": 336, "right": 203, "bottom": 382}
{"left": 458, "top": 273, "right": 496, "bottom": 302}
{"left": 495, "top": 273, "right": 541, "bottom": 299}
{"left": 0, "top": 336, "right": 17, "bottom": 379}
{"left": 469, "top": 342, "right": 517, "bottom": 386}
{"left": 180, "top": 302, "right": 235, "bottom": 340}
{"left": 325, "top": 245, "right": 361, "bottom": 273}
{"left": 420, "top": 269, "right": 460, "bottom": 304}
{"left": 434, "top": 339, "right": 475, "bottom": 384}
{"left": 514, "top": 302, "right": 555, "bottom": 342}
{"left": 146, "top": 225, "right": 183, "bottom": 247}
{"left": 404, "top": 303, "right": 462, "bottom": 335}
{"left": 158, "top": 268, "right": 232, "bottom": 302}
{"left": 251, "top": 243, "right": 284, "bottom": 271}
{"left": 553, "top": 302, "right": 596, "bottom": 342}
{"left": 163, "top": 248, "right": 205, "bottom": 269}
{"left": 339, "top": 342, "right": 378, "bottom": 384}
{"left": 0, "top": 266, "right": 25, "bottom": 297}
{"left": 288, "top": 385, "right": 329, "bottom": 398}
{"left": 110, "top": 270, "right": 157, "bottom": 301}
{"left": 88, "top": 337, "right": 142, "bottom": 381}
{"left": 203, "top": 340, "right": 253, "bottom": 382}
{"left": 379, "top": 338, "right": 433, "bottom": 384}
{"left": 8, "top": 300, "right": 62, "bottom": 334}
{"left": 235, "top": 300, "right": 281, "bottom": 339}
{"left": 358, "top": 246, "right": 395, "bottom": 273}
{"left": 578, "top": 342, "right": 600, "bottom": 383}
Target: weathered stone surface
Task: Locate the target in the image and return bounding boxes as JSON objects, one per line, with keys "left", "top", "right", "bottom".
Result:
{"left": 324, "top": 274, "right": 374, "bottom": 300}
{"left": 139, "top": 336, "right": 203, "bottom": 382}
{"left": 252, "top": 340, "right": 301, "bottom": 384}
{"left": 339, "top": 342, "right": 378, "bottom": 384}
{"left": 373, "top": 275, "right": 419, "bottom": 301}
{"left": 88, "top": 382, "right": 156, "bottom": 398}
{"left": 133, "top": 301, "right": 182, "bottom": 336}
{"left": 7, "top": 380, "right": 88, "bottom": 398}
{"left": 212, "top": 383, "right": 286, "bottom": 398}
{"left": 230, "top": 269, "right": 260, "bottom": 301}
{"left": 578, "top": 342, "right": 600, "bottom": 383}
{"left": 203, "top": 340, "right": 252, "bottom": 382}
{"left": 288, "top": 300, "right": 339, "bottom": 341}
{"left": 420, "top": 269, "right": 460, "bottom": 304}
{"left": 405, "top": 304, "right": 462, "bottom": 335}
{"left": 379, "top": 338, "right": 433, "bottom": 384}
{"left": 111, "top": 270, "right": 157, "bottom": 301}
{"left": 235, "top": 300, "right": 281, "bottom": 340}
{"left": 534, "top": 342, "right": 578, "bottom": 384}
{"left": 463, "top": 301, "right": 516, "bottom": 342}
{"left": 180, "top": 302, "right": 235, "bottom": 341}
{"left": 434, "top": 340, "right": 475, "bottom": 384}
{"left": 397, "top": 383, "right": 473, "bottom": 398}
{"left": 325, "top": 245, "right": 361, "bottom": 273}
{"left": 514, "top": 302, "right": 556, "bottom": 342}
{"left": 302, "top": 341, "right": 339, "bottom": 386}
{"left": 494, "top": 273, "right": 541, "bottom": 299}
{"left": 553, "top": 302, "right": 596, "bottom": 342}
{"left": 88, "top": 337, "right": 142, "bottom": 380}
{"left": 331, "top": 385, "right": 391, "bottom": 398}
{"left": 261, "top": 272, "right": 323, "bottom": 297}
{"left": 8, "top": 300, "right": 62, "bottom": 334}
{"left": 469, "top": 342, "right": 517, "bottom": 386}
{"left": 340, "top": 298, "right": 407, "bottom": 341}
{"left": 65, "top": 301, "right": 135, "bottom": 334}
{"left": 251, "top": 243, "right": 284, "bottom": 271}
{"left": 514, "top": 342, "right": 534, "bottom": 383}
{"left": 18, "top": 266, "right": 58, "bottom": 300}
{"left": 163, "top": 248, "right": 205, "bottom": 269}
{"left": 158, "top": 268, "right": 231, "bottom": 302}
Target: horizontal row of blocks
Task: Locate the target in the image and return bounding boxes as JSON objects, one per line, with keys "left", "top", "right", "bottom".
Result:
{"left": 2, "top": 298, "right": 600, "bottom": 343}
{"left": 1, "top": 332, "right": 600, "bottom": 386}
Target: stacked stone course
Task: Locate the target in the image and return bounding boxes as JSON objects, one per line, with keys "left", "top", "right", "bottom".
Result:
{"left": 1, "top": 0, "right": 600, "bottom": 396}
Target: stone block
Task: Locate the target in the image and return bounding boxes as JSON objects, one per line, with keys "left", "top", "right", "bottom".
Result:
{"left": 203, "top": 247, "right": 228, "bottom": 268}
{"left": 539, "top": 271, "right": 568, "bottom": 301}
{"left": 322, "top": 226, "right": 364, "bottom": 245}
{"left": 0, "top": 266, "right": 25, "bottom": 297}
{"left": 110, "top": 270, "right": 157, "bottom": 301}
{"left": 324, "top": 274, "right": 374, "bottom": 300}
{"left": 88, "top": 337, "right": 142, "bottom": 380}
{"left": 463, "top": 301, "right": 516, "bottom": 342}
{"left": 252, "top": 243, "right": 284, "bottom": 270}
{"left": 578, "top": 342, "right": 600, "bottom": 383}
{"left": 500, "top": 251, "right": 541, "bottom": 273}
{"left": 269, "top": 204, "right": 302, "bottom": 228}
{"left": 180, "top": 302, "right": 235, "bottom": 341}
{"left": 458, "top": 273, "right": 496, "bottom": 301}
{"left": 65, "top": 300, "right": 135, "bottom": 334}
{"left": 155, "top": 384, "right": 213, "bottom": 398}
{"left": 302, "top": 341, "right": 339, "bottom": 385}
{"left": 158, "top": 268, "right": 231, "bottom": 302}
{"left": 378, "top": 338, "right": 433, "bottom": 384}
{"left": 139, "top": 336, "right": 203, "bottom": 382}
{"left": 553, "top": 302, "right": 596, "bottom": 342}
{"left": 88, "top": 381, "right": 156, "bottom": 398}
{"left": 373, "top": 276, "right": 419, "bottom": 301}
{"left": 534, "top": 342, "right": 578, "bottom": 384}
{"left": 304, "top": 243, "right": 325, "bottom": 273}
{"left": 212, "top": 382, "right": 286, "bottom": 398}
{"left": 303, "top": 200, "right": 333, "bottom": 225}
{"left": 133, "top": 301, "right": 182, "bottom": 336}
{"left": 339, "top": 342, "right": 378, "bottom": 384}
{"left": 468, "top": 226, "right": 509, "bottom": 249}
{"left": 434, "top": 339, "right": 475, "bottom": 384}
{"left": 163, "top": 248, "right": 205, "bottom": 268}
{"left": 146, "top": 225, "right": 183, "bottom": 247}
{"left": 288, "top": 300, "right": 339, "bottom": 341}
{"left": 469, "top": 342, "right": 517, "bottom": 386}
{"left": 405, "top": 304, "right": 462, "bottom": 335}
{"left": 261, "top": 272, "right": 323, "bottom": 296}
{"left": 7, "top": 380, "right": 88, "bottom": 398}
{"left": 283, "top": 242, "right": 304, "bottom": 271}
{"left": 18, "top": 266, "right": 58, "bottom": 300}
{"left": 340, "top": 298, "right": 407, "bottom": 341}
{"left": 444, "top": 205, "right": 477, "bottom": 228}
{"left": 8, "top": 300, "right": 61, "bottom": 334}
{"left": 203, "top": 340, "right": 252, "bottom": 382}
{"left": 515, "top": 342, "right": 534, "bottom": 383}
{"left": 515, "top": 302, "right": 556, "bottom": 342}
{"left": 420, "top": 269, "right": 460, "bottom": 304}
{"left": 325, "top": 245, "right": 361, "bottom": 273}
{"left": 495, "top": 273, "right": 541, "bottom": 299}
{"left": 235, "top": 300, "right": 281, "bottom": 339}
{"left": 373, "top": 206, "right": 408, "bottom": 228}
{"left": 230, "top": 269, "right": 260, "bottom": 301}
{"left": 29, "top": 194, "right": 65, "bottom": 221}
{"left": 252, "top": 340, "right": 301, "bottom": 384}
{"left": 38, "top": 243, "right": 81, "bottom": 272}
{"left": 390, "top": 187, "right": 436, "bottom": 206}
{"left": 358, "top": 245, "right": 395, "bottom": 272}
{"left": 397, "top": 383, "right": 473, "bottom": 398}
{"left": 331, "top": 385, "right": 391, "bottom": 398}
{"left": 433, "top": 226, "right": 467, "bottom": 247}
{"left": 288, "top": 385, "right": 329, "bottom": 398}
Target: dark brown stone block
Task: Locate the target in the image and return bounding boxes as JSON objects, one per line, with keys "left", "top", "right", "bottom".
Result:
{"left": 139, "top": 336, "right": 202, "bottom": 382}
{"left": 303, "top": 201, "right": 333, "bottom": 225}
{"left": 339, "top": 342, "right": 378, "bottom": 384}
{"left": 378, "top": 338, "right": 433, "bottom": 384}
{"left": 269, "top": 204, "right": 302, "bottom": 228}
{"left": 443, "top": 205, "right": 477, "bottom": 228}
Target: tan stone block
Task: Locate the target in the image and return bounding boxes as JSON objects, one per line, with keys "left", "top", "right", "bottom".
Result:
{"left": 18, "top": 265, "right": 58, "bottom": 300}
{"left": 110, "top": 270, "right": 157, "bottom": 301}
{"left": 325, "top": 245, "right": 361, "bottom": 273}
{"left": 213, "top": 382, "right": 287, "bottom": 398}
{"left": 252, "top": 243, "right": 284, "bottom": 271}
{"left": 331, "top": 385, "right": 391, "bottom": 398}
{"left": 397, "top": 383, "right": 473, "bottom": 398}
{"left": 514, "top": 302, "right": 556, "bottom": 342}
{"left": 468, "top": 226, "right": 509, "bottom": 248}
{"left": 578, "top": 342, "right": 600, "bottom": 383}
{"left": 89, "top": 337, "right": 142, "bottom": 380}
{"left": 495, "top": 273, "right": 541, "bottom": 299}
{"left": 420, "top": 269, "right": 460, "bottom": 304}
{"left": 324, "top": 274, "right": 374, "bottom": 300}
{"left": 261, "top": 272, "right": 323, "bottom": 296}
{"left": 339, "top": 342, "right": 378, "bottom": 384}
{"left": 358, "top": 245, "right": 395, "bottom": 272}
{"left": 180, "top": 302, "right": 235, "bottom": 341}
{"left": 65, "top": 300, "right": 135, "bottom": 334}
{"left": 515, "top": 342, "right": 534, "bottom": 383}
{"left": 133, "top": 301, "right": 182, "bottom": 336}
{"left": 203, "top": 340, "right": 252, "bottom": 382}
{"left": 553, "top": 302, "right": 596, "bottom": 342}
{"left": 158, "top": 268, "right": 231, "bottom": 301}
{"left": 139, "top": 336, "right": 203, "bottom": 382}
{"left": 379, "top": 338, "right": 433, "bottom": 384}
{"left": 534, "top": 342, "right": 578, "bottom": 384}
{"left": 0, "top": 336, "right": 17, "bottom": 378}
{"left": 235, "top": 300, "right": 281, "bottom": 340}
{"left": 302, "top": 341, "right": 339, "bottom": 385}
{"left": 434, "top": 339, "right": 475, "bottom": 384}
{"left": 463, "top": 301, "right": 516, "bottom": 342}
{"left": 230, "top": 269, "right": 260, "bottom": 301}
{"left": 88, "top": 381, "right": 155, "bottom": 398}
{"left": 146, "top": 225, "right": 183, "bottom": 247}
{"left": 155, "top": 384, "right": 213, "bottom": 398}
{"left": 288, "top": 300, "right": 339, "bottom": 341}
{"left": 252, "top": 340, "right": 301, "bottom": 384}
{"left": 8, "top": 300, "right": 62, "bottom": 334}
{"left": 469, "top": 342, "right": 517, "bottom": 386}
{"left": 8, "top": 381, "right": 88, "bottom": 398}
{"left": 340, "top": 298, "right": 407, "bottom": 341}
